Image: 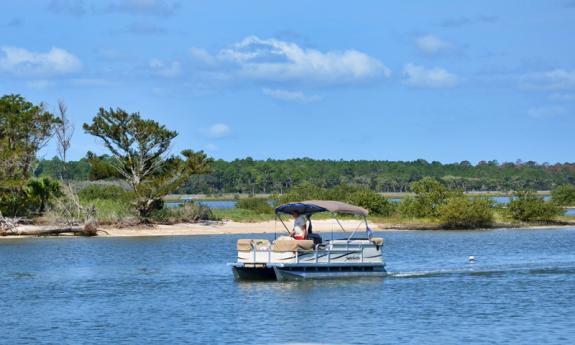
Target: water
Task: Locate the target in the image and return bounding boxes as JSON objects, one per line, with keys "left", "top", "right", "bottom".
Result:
{"left": 166, "top": 196, "right": 565, "bottom": 211}
{"left": 389, "top": 195, "right": 551, "bottom": 204}
{"left": 2, "top": 228, "right": 575, "bottom": 344}
{"left": 166, "top": 200, "right": 237, "bottom": 209}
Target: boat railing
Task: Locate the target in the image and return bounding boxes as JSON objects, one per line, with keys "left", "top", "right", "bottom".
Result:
{"left": 249, "top": 243, "right": 372, "bottom": 264}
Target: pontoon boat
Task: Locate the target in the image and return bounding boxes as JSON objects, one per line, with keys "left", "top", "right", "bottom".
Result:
{"left": 230, "top": 200, "right": 386, "bottom": 281}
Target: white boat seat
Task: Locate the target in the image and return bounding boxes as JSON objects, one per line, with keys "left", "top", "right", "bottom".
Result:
{"left": 272, "top": 240, "right": 314, "bottom": 252}
{"left": 237, "top": 239, "right": 270, "bottom": 251}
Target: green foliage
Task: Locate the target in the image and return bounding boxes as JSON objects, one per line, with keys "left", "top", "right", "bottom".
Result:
{"left": 35, "top": 157, "right": 91, "bottom": 180}
{"left": 149, "top": 203, "right": 216, "bottom": 224}
{"left": 398, "top": 177, "right": 451, "bottom": 217}
{"left": 176, "top": 158, "right": 575, "bottom": 195}
{"left": 396, "top": 196, "right": 419, "bottom": 218}
{"left": 507, "top": 190, "right": 563, "bottom": 222}
{"left": 81, "top": 199, "right": 135, "bottom": 224}
{"left": 277, "top": 183, "right": 393, "bottom": 216}
{"left": 78, "top": 184, "right": 129, "bottom": 201}
{"left": 236, "top": 197, "right": 273, "bottom": 214}
{"left": 83, "top": 107, "right": 212, "bottom": 219}
{"left": 212, "top": 208, "right": 274, "bottom": 222}
{"left": 551, "top": 184, "right": 575, "bottom": 206}
{"left": 278, "top": 182, "right": 325, "bottom": 204}
{"left": 85, "top": 152, "right": 120, "bottom": 180}
{"left": 26, "top": 177, "right": 63, "bottom": 213}
{"left": 346, "top": 189, "right": 395, "bottom": 216}
{"left": 0, "top": 94, "right": 61, "bottom": 217}
{"left": 0, "top": 177, "right": 63, "bottom": 216}
{"left": 438, "top": 196, "right": 494, "bottom": 229}
{"left": 0, "top": 94, "right": 61, "bottom": 187}
{"left": 33, "top": 156, "right": 575, "bottom": 195}
{"left": 0, "top": 192, "right": 31, "bottom": 218}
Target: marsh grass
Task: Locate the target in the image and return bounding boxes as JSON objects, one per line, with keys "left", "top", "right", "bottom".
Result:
{"left": 212, "top": 208, "right": 274, "bottom": 222}
{"left": 40, "top": 198, "right": 137, "bottom": 225}
{"left": 149, "top": 203, "right": 216, "bottom": 224}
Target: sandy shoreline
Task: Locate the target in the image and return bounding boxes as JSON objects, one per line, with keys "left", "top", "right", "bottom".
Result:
{"left": 1, "top": 219, "right": 574, "bottom": 239}
{"left": 1, "top": 219, "right": 381, "bottom": 239}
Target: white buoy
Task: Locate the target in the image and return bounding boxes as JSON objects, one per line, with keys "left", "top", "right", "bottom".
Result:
{"left": 468, "top": 256, "right": 476, "bottom": 263}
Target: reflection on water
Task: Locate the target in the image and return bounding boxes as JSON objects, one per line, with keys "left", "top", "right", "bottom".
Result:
{"left": 2, "top": 228, "right": 575, "bottom": 344}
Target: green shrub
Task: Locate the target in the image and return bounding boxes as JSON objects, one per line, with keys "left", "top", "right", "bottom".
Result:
{"left": 1, "top": 177, "right": 62, "bottom": 216}
{"left": 277, "top": 183, "right": 393, "bottom": 216}
{"left": 0, "top": 191, "right": 31, "bottom": 217}
{"left": 411, "top": 177, "right": 452, "bottom": 217}
{"left": 324, "top": 184, "right": 359, "bottom": 201}
{"left": 149, "top": 203, "right": 216, "bottom": 224}
{"left": 438, "top": 196, "right": 494, "bottom": 229}
{"left": 212, "top": 208, "right": 273, "bottom": 222}
{"left": 397, "top": 196, "right": 420, "bottom": 218}
{"left": 507, "top": 190, "right": 563, "bottom": 222}
{"left": 236, "top": 197, "right": 273, "bottom": 214}
{"left": 26, "top": 177, "right": 63, "bottom": 213}
{"left": 43, "top": 197, "right": 137, "bottom": 225}
{"left": 83, "top": 198, "right": 136, "bottom": 224}
{"left": 551, "top": 184, "right": 575, "bottom": 206}
{"left": 398, "top": 177, "right": 452, "bottom": 218}
{"left": 78, "top": 184, "right": 129, "bottom": 201}
{"left": 278, "top": 182, "right": 326, "bottom": 204}
{"left": 346, "top": 189, "right": 394, "bottom": 216}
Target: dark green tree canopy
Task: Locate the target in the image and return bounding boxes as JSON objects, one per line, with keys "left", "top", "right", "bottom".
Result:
{"left": 83, "top": 107, "right": 212, "bottom": 218}
{"left": 551, "top": 184, "right": 575, "bottom": 206}
{"left": 83, "top": 108, "right": 177, "bottom": 186}
{"left": 0, "top": 94, "right": 61, "bottom": 187}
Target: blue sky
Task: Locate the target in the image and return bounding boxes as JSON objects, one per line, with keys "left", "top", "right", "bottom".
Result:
{"left": 1, "top": 0, "right": 574, "bottom": 163}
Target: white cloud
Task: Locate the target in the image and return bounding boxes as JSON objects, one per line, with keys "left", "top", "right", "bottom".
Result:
{"left": 415, "top": 35, "right": 451, "bottom": 54}
{"left": 0, "top": 46, "right": 82, "bottom": 76}
{"left": 149, "top": 58, "right": 181, "bottom": 77}
{"left": 402, "top": 63, "right": 458, "bottom": 88}
{"left": 262, "top": 88, "right": 321, "bottom": 103}
{"left": 527, "top": 106, "right": 567, "bottom": 119}
{"left": 203, "top": 123, "right": 231, "bottom": 138}
{"left": 216, "top": 36, "right": 390, "bottom": 84}
{"left": 189, "top": 47, "right": 215, "bottom": 64}
{"left": 519, "top": 69, "right": 575, "bottom": 91}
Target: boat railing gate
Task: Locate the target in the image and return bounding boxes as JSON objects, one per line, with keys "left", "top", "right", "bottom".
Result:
{"left": 251, "top": 242, "right": 369, "bottom": 264}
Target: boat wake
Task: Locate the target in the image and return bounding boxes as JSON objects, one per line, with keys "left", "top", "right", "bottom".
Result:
{"left": 388, "top": 265, "right": 575, "bottom": 279}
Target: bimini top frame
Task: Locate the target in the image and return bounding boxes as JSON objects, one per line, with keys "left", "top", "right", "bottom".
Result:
{"left": 275, "top": 200, "right": 368, "bottom": 217}
{"left": 274, "top": 200, "right": 372, "bottom": 240}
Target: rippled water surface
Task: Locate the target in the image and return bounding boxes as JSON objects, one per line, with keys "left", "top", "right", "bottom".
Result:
{"left": 2, "top": 228, "right": 575, "bottom": 345}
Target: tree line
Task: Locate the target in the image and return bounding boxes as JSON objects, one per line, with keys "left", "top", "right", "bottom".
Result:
{"left": 36, "top": 156, "right": 575, "bottom": 194}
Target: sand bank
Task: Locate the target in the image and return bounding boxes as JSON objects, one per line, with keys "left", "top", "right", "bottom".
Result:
{"left": 1, "top": 219, "right": 381, "bottom": 239}
{"left": 2, "top": 219, "right": 573, "bottom": 239}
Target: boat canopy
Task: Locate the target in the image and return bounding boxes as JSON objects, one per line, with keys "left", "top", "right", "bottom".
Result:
{"left": 275, "top": 200, "right": 368, "bottom": 217}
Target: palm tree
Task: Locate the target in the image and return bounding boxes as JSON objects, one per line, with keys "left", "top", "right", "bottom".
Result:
{"left": 26, "top": 177, "right": 63, "bottom": 213}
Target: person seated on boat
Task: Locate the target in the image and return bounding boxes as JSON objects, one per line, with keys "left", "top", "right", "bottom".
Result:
{"left": 290, "top": 212, "right": 307, "bottom": 240}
